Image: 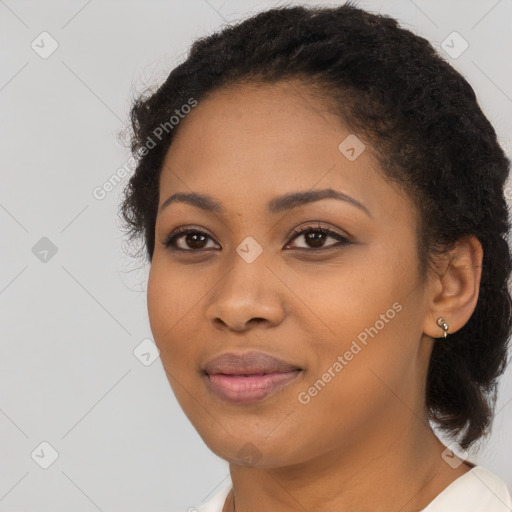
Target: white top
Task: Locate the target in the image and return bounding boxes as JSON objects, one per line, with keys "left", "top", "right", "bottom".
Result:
{"left": 194, "top": 466, "right": 512, "bottom": 512}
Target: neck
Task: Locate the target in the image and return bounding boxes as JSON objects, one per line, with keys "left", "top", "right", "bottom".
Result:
{"left": 225, "top": 410, "right": 471, "bottom": 512}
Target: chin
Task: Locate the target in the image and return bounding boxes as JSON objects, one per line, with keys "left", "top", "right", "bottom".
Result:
{"left": 195, "top": 426, "right": 307, "bottom": 469}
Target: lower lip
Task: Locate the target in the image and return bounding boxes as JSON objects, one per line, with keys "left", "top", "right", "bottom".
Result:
{"left": 205, "top": 370, "right": 302, "bottom": 404}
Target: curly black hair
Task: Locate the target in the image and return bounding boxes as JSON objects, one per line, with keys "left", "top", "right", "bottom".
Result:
{"left": 119, "top": 2, "right": 512, "bottom": 450}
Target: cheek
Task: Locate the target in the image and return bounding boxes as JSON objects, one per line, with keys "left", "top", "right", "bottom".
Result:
{"left": 147, "top": 266, "right": 202, "bottom": 406}
{"left": 146, "top": 260, "right": 199, "bottom": 342}
{"left": 147, "top": 262, "right": 208, "bottom": 375}
{"left": 299, "top": 243, "right": 421, "bottom": 384}
{"left": 147, "top": 266, "right": 170, "bottom": 342}
{"left": 293, "top": 259, "right": 398, "bottom": 347}
{"left": 147, "top": 265, "right": 191, "bottom": 376}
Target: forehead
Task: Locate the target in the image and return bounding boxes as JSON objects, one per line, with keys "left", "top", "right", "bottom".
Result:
{"left": 158, "top": 80, "right": 411, "bottom": 222}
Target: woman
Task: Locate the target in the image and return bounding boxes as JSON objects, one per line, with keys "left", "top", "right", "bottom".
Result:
{"left": 120, "top": 3, "right": 512, "bottom": 511}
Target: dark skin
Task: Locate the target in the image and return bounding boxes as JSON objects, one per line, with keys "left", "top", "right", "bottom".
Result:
{"left": 147, "top": 80, "right": 482, "bottom": 512}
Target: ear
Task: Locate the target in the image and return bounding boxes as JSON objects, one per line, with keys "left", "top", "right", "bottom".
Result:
{"left": 422, "top": 235, "right": 483, "bottom": 339}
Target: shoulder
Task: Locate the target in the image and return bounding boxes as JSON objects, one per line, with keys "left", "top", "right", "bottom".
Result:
{"left": 193, "top": 481, "right": 233, "bottom": 512}
{"left": 188, "top": 467, "right": 511, "bottom": 512}
{"left": 422, "top": 465, "right": 512, "bottom": 512}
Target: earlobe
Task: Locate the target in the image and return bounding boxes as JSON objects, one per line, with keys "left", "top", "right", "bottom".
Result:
{"left": 422, "top": 235, "right": 483, "bottom": 340}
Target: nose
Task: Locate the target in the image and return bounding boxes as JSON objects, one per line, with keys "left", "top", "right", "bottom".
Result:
{"left": 205, "top": 255, "right": 287, "bottom": 332}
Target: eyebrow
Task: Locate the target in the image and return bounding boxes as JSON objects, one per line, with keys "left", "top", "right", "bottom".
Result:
{"left": 159, "top": 188, "right": 372, "bottom": 218}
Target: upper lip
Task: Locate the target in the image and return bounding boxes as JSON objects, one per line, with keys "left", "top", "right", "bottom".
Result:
{"left": 203, "top": 351, "right": 302, "bottom": 375}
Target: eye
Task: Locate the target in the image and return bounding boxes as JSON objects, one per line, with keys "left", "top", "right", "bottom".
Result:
{"left": 163, "top": 223, "right": 351, "bottom": 252}
{"left": 163, "top": 227, "right": 218, "bottom": 251}
{"left": 285, "top": 223, "right": 351, "bottom": 251}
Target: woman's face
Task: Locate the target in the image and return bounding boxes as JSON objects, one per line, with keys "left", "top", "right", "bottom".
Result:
{"left": 147, "top": 80, "right": 435, "bottom": 467}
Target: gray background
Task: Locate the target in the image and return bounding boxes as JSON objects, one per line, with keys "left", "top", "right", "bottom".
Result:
{"left": 1, "top": 0, "right": 511, "bottom": 510}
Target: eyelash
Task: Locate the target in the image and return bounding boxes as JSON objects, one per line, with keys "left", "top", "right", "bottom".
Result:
{"left": 163, "top": 224, "right": 351, "bottom": 253}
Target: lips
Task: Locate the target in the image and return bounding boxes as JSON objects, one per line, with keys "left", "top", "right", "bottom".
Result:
{"left": 203, "top": 351, "right": 303, "bottom": 404}
{"left": 203, "top": 351, "right": 302, "bottom": 376}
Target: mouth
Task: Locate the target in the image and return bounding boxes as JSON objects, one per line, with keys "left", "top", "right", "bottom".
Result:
{"left": 204, "top": 370, "right": 303, "bottom": 404}
{"left": 202, "top": 351, "right": 303, "bottom": 404}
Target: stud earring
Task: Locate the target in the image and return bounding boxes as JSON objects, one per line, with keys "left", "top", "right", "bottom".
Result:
{"left": 437, "top": 317, "right": 449, "bottom": 338}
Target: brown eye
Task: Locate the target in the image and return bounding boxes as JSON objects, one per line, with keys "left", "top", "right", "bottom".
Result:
{"left": 163, "top": 224, "right": 351, "bottom": 253}
{"left": 286, "top": 226, "right": 351, "bottom": 250}
{"left": 164, "top": 228, "right": 218, "bottom": 251}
